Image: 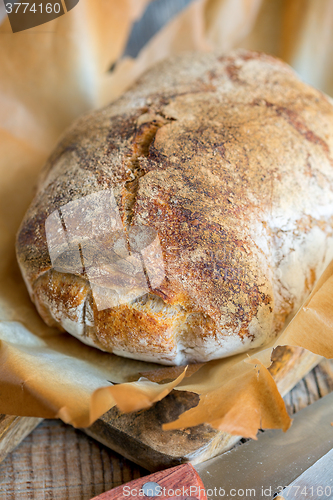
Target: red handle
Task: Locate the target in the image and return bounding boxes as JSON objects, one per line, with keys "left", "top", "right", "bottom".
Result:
{"left": 91, "top": 463, "right": 207, "bottom": 500}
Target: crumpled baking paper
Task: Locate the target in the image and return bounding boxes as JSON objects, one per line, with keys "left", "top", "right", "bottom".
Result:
{"left": 1, "top": 0, "right": 333, "bottom": 439}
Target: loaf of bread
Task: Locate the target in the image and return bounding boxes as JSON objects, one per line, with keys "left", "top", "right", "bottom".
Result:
{"left": 16, "top": 50, "right": 333, "bottom": 365}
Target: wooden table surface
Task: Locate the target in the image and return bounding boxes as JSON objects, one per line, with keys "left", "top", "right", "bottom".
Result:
{"left": 0, "top": 358, "right": 332, "bottom": 500}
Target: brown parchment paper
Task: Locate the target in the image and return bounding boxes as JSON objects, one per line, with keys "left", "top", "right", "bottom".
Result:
{"left": 1, "top": 0, "right": 333, "bottom": 438}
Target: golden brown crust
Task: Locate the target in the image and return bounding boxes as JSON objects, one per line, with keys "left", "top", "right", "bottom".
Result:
{"left": 16, "top": 50, "right": 333, "bottom": 364}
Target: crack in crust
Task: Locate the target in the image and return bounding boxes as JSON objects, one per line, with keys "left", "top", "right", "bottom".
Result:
{"left": 121, "top": 115, "right": 171, "bottom": 229}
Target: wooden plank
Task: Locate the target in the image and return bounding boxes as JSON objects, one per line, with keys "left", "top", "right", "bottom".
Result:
{"left": 0, "top": 419, "right": 147, "bottom": 500}
{"left": 283, "top": 357, "right": 333, "bottom": 414}
{"left": 0, "top": 415, "right": 42, "bottom": 465}
{"left": 0, "top": 357, "right": 332, "bottom": 500}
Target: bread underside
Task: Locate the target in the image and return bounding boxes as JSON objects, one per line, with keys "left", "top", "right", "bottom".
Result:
{"left": 16, "top": 50, "right": 333, "bottom": 365}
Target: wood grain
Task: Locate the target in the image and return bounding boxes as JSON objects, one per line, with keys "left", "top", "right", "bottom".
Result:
{"left": 284, "top": 358, "right": 333, "bottom": 413}
{"left": 0, "top": 419, "right": 147, "bottom": 499}
{"left": 0, "top": 416, "right": 42, "bottom": 465}
{"left": 0, "top": 357, "right": 332, "bottom": 499}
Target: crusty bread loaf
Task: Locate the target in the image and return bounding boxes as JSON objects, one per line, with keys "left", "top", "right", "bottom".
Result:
{"left": 16, "top": 50, "right": 333, "bottom": 365}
